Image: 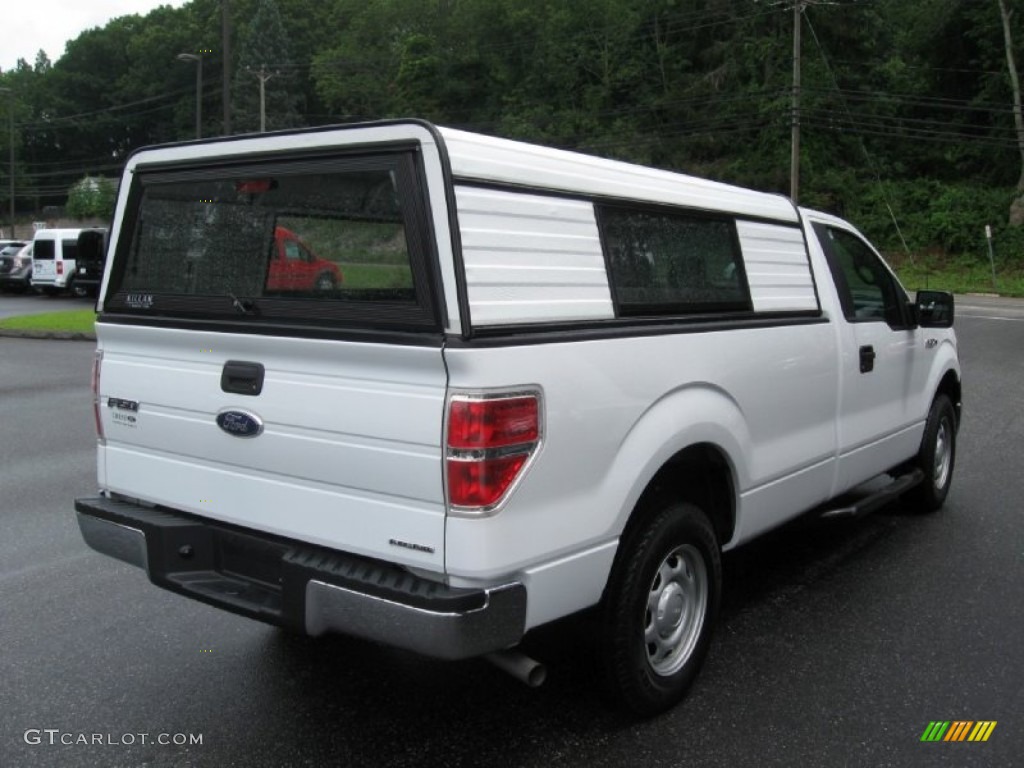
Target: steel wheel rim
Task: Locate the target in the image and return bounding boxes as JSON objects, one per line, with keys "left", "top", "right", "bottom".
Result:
{"left": 933, "top": 418, "right": 952, "bottom": 491}
{"left": 644, "top": 543, "right": 708, "bottom": 677}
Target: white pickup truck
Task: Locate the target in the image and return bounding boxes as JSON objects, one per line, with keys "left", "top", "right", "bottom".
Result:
{"left": 75, "top": 121, "right": 960, "bottom": 716}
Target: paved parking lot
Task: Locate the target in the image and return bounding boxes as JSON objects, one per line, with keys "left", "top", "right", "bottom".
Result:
{"left": 0, "top": 301, "right": 1021, "bottom": 767}
{"left": 0, "top": 292, "right": 94, "bottom": 319}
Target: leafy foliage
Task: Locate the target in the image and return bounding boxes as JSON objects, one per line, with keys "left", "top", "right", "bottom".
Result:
{"left": 65, "top": 176, "right": 117, "bottom": 219}
{"left": 0, "top": 0, "right": 1023, "bottom": 262}
{"left": 233, "top": 0, "right": 301, "bottom": 132}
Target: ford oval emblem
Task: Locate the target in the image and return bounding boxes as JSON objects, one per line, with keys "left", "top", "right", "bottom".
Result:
{"left": 216, "top": 409, "right": 264, "bottom": 438}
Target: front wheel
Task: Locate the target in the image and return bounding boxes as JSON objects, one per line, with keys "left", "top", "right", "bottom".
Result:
{"left": 906, "top": 394, "right": 957, "bottom": 513}
{"left": 600, "top": 502, "right": 721, "bottom": 717}
{"left": 314, "top": 272, "right": 336, "bottom": 291}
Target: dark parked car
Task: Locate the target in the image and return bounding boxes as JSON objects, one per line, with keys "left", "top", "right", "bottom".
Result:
{"left": 0, "top": 242, "right": 32, "bottom": 292}
{"left": 72, "top": 228, "right": 109, "bottom": 297}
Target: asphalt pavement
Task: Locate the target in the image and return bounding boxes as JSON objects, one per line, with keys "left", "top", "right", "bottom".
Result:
{"left": 0, "top": 302, "right": 1021, "bottom": 768}
{"left": 0, "top": 292, "right": 94, "bottom": 320}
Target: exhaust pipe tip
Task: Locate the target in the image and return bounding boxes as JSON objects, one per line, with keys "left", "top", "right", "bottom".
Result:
{"left": 485, "top": 649, "right": 547, "bottom": 687}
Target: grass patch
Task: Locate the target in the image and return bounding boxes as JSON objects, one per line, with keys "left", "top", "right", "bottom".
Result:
{"left": 890, "top": 253, "right": 1024, "bottom": 297}
{"left": 339, "top": 262, "right": 413, "bottom": 290}
{"left": 0, "top": 309, "right": 96, "bottom": 334}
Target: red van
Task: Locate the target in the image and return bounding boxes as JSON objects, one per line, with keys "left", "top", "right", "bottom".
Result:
{"left": 267, "top": 227, "right": 343, "bottom": 291}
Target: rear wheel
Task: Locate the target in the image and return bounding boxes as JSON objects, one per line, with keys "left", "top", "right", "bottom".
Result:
{"left": 906, "top": 394, "right": 957, "bottom": 513}
{"left": 600, "top": 501, "right": 721, "bottom": 717}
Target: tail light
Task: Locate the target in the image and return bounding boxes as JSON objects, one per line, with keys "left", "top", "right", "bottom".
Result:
{"left": 446, "top": 391, "right": 542, "bottom": 514}
{"left": 57, "top": 261, "right": 64, "bottom": 275}
{"left": 92, "top": 350, "right": 105, "bottom": 443}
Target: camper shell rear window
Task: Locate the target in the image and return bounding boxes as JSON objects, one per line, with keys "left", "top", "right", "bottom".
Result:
{"left": 105, "top": 151, "right": 440, "bottom": 331}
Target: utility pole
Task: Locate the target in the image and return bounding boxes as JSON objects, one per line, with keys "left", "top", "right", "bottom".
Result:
{"left": 786, "top": 0, "right": 834, "bottom": 203}
{"left": 7, "top": 91, "right": 11, "bottom": 238}
{"left": 177, "top": 53, "right": 204, "bottom": 139}
{"left": 222, "top": 0, "right": 232, "bottom": 134}
{"left": 790, "top": 1, "right": 802, "bottom": 203}
{"left": 249, "top": 66, "right": 277, "bottom": 132}
{"left": 0, "top": 87, "right": 13, "bottom": 238}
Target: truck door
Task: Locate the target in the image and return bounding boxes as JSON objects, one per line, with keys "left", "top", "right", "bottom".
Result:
{"left": 811, "top": 222, "right": 930, "bottom": 491}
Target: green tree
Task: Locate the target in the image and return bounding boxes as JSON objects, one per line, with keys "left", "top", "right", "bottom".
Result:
{"left": 66, "top": 176, "right": 117, "bottom": 219}
{"left": 2, "top": 0, "right": 1023, "bottom": 261}
{"left": 232, "top": 0, "right": 302, "bottom": 132}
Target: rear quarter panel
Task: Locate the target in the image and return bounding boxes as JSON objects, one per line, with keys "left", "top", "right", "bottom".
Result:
{"left": 444, "top": 320, "right": 838, "bottom": 589}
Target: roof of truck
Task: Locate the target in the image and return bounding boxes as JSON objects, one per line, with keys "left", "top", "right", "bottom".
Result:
{"left": 436, "top": 125, "right": 798, "bottom": 224}
{"left": 124, "top": 120, "right": 799, "bottom": 225}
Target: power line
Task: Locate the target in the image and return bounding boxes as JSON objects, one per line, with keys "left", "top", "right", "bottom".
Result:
{"left": 803, "top": 7, "right": 912, "bottom": 255}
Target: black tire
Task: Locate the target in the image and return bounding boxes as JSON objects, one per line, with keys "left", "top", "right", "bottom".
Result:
{"left": 906, "top": 394, "right": 957, "bottom": 513}
{"left": 600, "top": 501, "right": 721, "bottom": 717}
{"left": 314, "top": 272, "right": 336, "bottom": 291}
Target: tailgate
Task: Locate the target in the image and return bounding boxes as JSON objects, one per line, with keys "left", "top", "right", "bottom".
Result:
{"left": 96, "top": 323, "right": 448, "bottom": 570}
{"left": 93, "top": 130, "right": 453, "bottom": 572}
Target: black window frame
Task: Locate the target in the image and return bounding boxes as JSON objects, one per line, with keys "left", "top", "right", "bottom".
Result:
{"left": 595, "top": 202, "right": 753, "bottom": 318}
{"left": 104, "top": 149, "right": 443, "bottom": 334}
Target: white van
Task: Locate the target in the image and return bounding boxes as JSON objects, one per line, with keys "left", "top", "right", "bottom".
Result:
{"left": 30, "top": 228, "right": 82, "bottom": 294}
{"left": 75, "top": 121, "right": 960, "bottom": 715}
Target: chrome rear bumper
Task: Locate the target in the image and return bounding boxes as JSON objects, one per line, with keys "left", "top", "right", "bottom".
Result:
{"left": 75, "top": 495, "right": 526, "bottom": 660}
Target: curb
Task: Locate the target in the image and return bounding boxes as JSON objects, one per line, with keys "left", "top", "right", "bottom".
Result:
{"left": 0, "top": 329, "right": 97, "bottom": 341}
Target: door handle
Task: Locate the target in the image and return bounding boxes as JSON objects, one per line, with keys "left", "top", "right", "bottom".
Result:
{"left": 221, "top": 360, "right": 265, "bottom": 396}
{"left": 859, "top": 345, "right": 876, "bottom": 374}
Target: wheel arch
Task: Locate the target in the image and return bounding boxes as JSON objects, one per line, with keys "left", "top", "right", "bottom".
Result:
{"left": 935, "top": 368, "right": 962, "bottom": 428}
{"left": 623, "top": 443, "right": 737, "bottom": 553}
{"left": 604, "top": 385, "right": 748, "bottom": 559}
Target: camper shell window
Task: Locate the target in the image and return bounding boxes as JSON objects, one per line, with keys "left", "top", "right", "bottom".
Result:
{"left": 598, "top": 205, "right": 751, "bottom": 316}
{"left": 105, "top": 152, "right": 439, "bottom": 331}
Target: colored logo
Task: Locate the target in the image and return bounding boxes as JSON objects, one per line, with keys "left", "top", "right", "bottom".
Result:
{"left": 920, "top": 721, "right": 997, "bottom": 742}
{"left": 215, "top": 409, "right": 264, "bottom": 438}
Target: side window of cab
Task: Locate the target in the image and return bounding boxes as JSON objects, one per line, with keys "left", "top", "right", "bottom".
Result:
{"left": 813, "top": 222, "right": 909, "bottom": 328}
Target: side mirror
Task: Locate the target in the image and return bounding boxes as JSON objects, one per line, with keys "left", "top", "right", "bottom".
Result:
{"left": 916, "top": 290, "right": 954, "bottom": 328}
